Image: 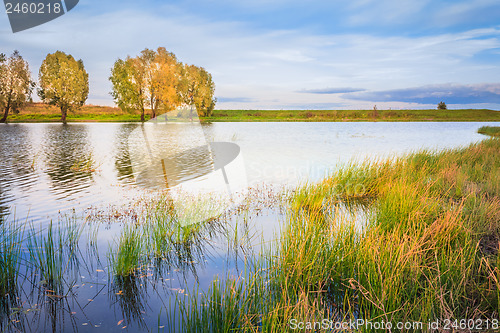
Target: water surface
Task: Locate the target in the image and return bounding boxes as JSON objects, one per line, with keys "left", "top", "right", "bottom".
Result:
{"left": 1, "top": 121, "right": 497, "bottom": 222}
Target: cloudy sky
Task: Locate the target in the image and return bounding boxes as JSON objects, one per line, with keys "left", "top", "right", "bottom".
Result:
{"left": 1, "top": 0, "right": 500, "bottom": 110}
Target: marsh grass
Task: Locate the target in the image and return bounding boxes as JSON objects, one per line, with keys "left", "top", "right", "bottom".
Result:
{"left": 110, "top": 196, "right": 226, "bottom": 278}
{"left": 110, "top": 224, "right": 144, "bottom": 277}
{"left": 0, "top": 221, "right": 25, "bottom": 311}
{"left": 478, "top": 126, "right": 500, "bottom": 137}
{"left": 27, "top": 221, "right": 82, "bottom": 295}
{"left": 168, "top": 137, "right": 500, "bottom": 331}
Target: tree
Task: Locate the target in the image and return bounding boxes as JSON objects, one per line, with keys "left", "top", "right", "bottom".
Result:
{"left": 154, "top": 48, "right": 181, "bottom": 117}
{"left": 110, "top": 47, "right": 216, "bottom": 120}
{"left": 38, "top": 51, "right": 89, "bottom": 123}
{"left": 0, "top": 51, "right": 34, "bottom": 123}
{"left": 110, "top": 57, "right": 147, "bottom": 121}
{"left": 437, "top": 101, "right": 447, "bottom": 110}
{"left": 110, "top": 47, "right": 181, "bottom": 121}
{"left": 178, "top": 64, "right": 216, "bottom": 117}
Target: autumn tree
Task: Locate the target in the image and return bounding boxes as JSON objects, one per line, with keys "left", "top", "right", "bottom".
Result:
{"left": 154, "top": 48, "right": 181, "bottom": 117}
{"left": 110, "top": 47, "right": 181, "bottom": 121}
{"left": 38, "top": 51, "right": 89, "bottom": 123}
{"left": 0, "top": 51, "right": 34, "bottom": 123}
{"left": 193, "top": 66, "right": 216, "bottom": 117}
{"left": 110, "top": 47, "right": 216, "bottom": 120}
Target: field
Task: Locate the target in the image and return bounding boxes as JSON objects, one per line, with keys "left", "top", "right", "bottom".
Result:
{"left": 6, "top": 103, "right": 500, "bottom": 122}
{"left": 205, "top": 108, "right": 500, "bottom": 122}
{"left": 7, "top": 103, "right": 148, "bottom": 122}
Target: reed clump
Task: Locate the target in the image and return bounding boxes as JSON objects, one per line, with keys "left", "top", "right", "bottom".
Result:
{"left": 110, "top": 197, "right": 220, "bottom": 278}
{"left": 27, "top": 220, "right": 83, "bottom": 295}
{"left": 70, "top": 153, "right": 100, "bottom": 173}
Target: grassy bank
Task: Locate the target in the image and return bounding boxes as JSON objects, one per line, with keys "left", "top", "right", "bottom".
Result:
{"left": 479, "top": 126, "right": 500, "bottom": 137}
{"left": 204, "top": 109, "right": 500, "bottom": 122}
{"left": 7, "top": 103, "right": 149, "bottom": 123}
{"left": 171, "top": 137, "right": 500, "bottom": 331}
{"left": 5, "top": 103, "right": 500, "bottom": 122}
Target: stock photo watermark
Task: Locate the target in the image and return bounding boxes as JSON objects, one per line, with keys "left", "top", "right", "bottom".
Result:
{"left": 128, "top": 106, "right": 248, "bottom": 226}
{"left": 3, "top": 0, "right": 79, "bottom": 33}
{"left": 289, "top": 318, "right": 500, "bottom": 331}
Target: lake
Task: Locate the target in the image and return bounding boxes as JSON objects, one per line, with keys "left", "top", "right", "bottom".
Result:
{"left": 0, "top": 121, "right": 498, "bottom": 332}
{"left": 1, "top": 122, "right": 497, "bottom": 223}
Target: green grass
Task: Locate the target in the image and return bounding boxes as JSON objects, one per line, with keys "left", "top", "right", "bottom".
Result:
{"left": 110, "top": 224, "right": 144, "bottom": 277}
{"left": 27, "top": 221, "right": 83, "bottom": 295}
{"left": 478, "top": 126, "right": 500, "bottom": 137}
{"left": 8, "top": 103, "right": 150, "bottom": 123}
{"left": 5, "top": 103, "right": 500, "bottom": 122}
{"left": 203, "top": 109, "right": 500, "bottom": 122}
{"left": 109, "top": 197, "right": 222, "bottom": 278}
{"left": 0, "top": 221, "right": 25, "bottom": 311}
{"left": 168, "top": 137, "right": 500, "bottom": 332}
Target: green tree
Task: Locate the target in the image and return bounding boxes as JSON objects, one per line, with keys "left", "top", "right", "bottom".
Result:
{"left": 110, "top": 57, "right": 147, "bottom": 121}
{"left": 38, "top": 51, "right": 89, "bottom": 123}
{"left": 0, "top": 51, "right": 34, "bottom": 123}
{"left": 437, "top": 101, "right": 447, "bottom": 110}
{"left": 178, "top": 64, "right": 216, "bottom": 117}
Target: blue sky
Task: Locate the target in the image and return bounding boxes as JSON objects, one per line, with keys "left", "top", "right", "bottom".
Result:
{"left": 1, "top": 0, "right": 500, "bottom": 109}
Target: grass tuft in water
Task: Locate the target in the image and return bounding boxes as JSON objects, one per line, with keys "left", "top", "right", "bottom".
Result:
{"left": 111, "top": 224, "right": 144, "bottom": 277}
{"left": 27, "top": 220, "right": 82, "bottom": 296}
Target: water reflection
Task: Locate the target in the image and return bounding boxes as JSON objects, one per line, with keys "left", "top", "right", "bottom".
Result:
{"left": 43, "top": 125, "right": 94, "bottom": 198}
{"left": 110, "top": 275, "right": 149, "bottom": 328}
{"left": 0, "top": 124, "right": 38, "bottom": 219}
{"left": 1, "top": 122, "right": 496, "bottom": 222}
{"left": 114, "top": 123, "right": 139, "bottom": 183}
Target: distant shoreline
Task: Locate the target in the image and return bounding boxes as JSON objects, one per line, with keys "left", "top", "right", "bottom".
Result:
{"left": 4, "top": 103, "right": 500, "bottom": 123}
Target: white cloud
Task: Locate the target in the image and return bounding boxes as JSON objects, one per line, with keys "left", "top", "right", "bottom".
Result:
{"left": 1, "top": 4, "right": 499, "bottom": 109}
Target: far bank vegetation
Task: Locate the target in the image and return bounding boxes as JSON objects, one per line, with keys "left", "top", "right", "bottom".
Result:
{"left": 109, "top": 47, "right": 216, "bottom": 121}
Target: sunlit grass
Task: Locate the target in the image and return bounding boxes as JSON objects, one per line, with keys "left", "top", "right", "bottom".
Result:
{"left": 478, "top": 126, "right": 500, "bottom": 137}
{"left": 168, "top": 137, "right": 500, "bottom": 331}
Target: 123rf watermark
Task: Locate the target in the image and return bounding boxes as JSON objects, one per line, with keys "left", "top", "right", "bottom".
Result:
{"left": 290, "top": 318, "right": 500, "bottom": 331}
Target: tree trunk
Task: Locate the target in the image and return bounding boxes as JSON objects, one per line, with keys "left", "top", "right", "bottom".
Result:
{"left": 150, "top": 96, "right": 155, "bottom": 119}
{"left": 0, "top": 106, "right": 8, "bottom": 123}
{"left": 151, "top": 99, "right": 157, "bottom": 119}
{"left": 1, "top": 94, "right": 12, "bottom": 123}
{"left": 61, "top": 106, "right": 67, "bottom": 124}
{"left": 141, "top": 107, "right": 145, "bottom": 122}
